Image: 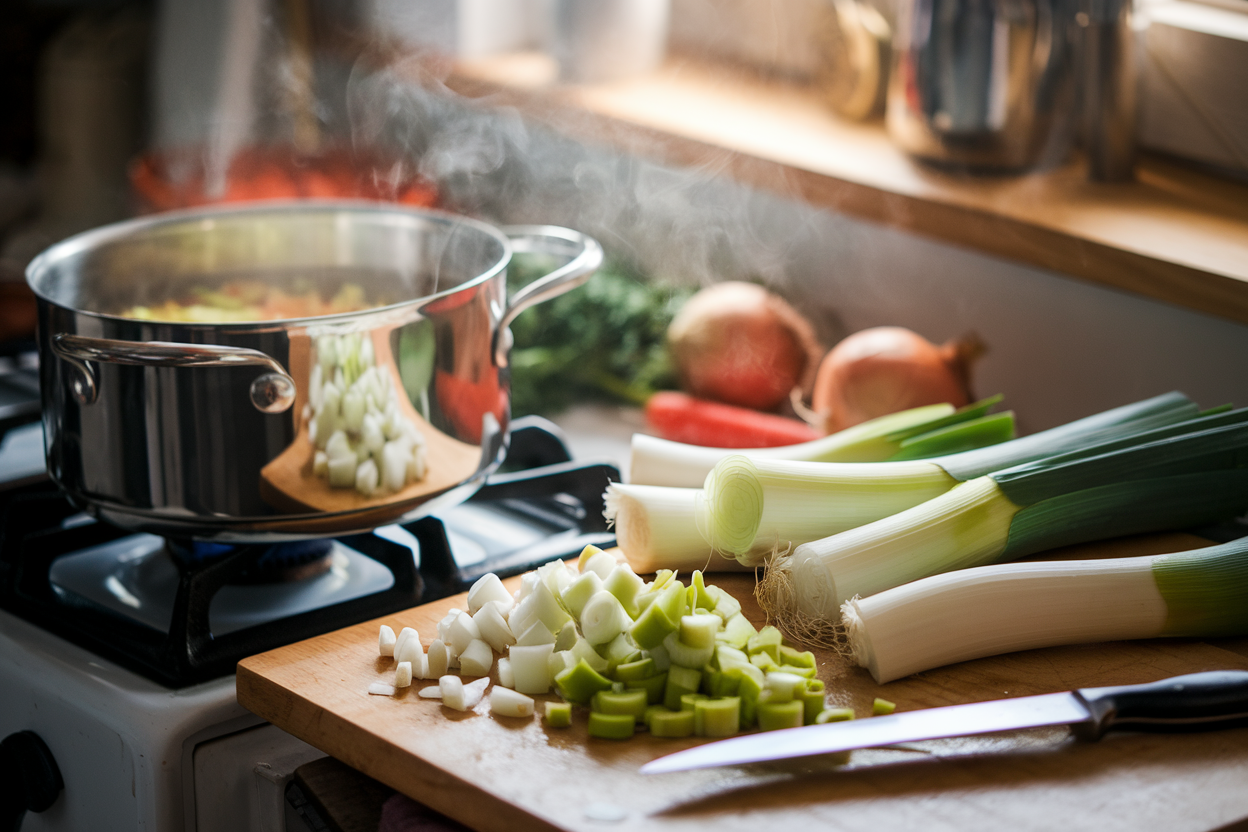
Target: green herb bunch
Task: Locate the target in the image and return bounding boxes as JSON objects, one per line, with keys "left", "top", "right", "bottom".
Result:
{"left": 506, "top": 255, "right": 693, "bottom": 417}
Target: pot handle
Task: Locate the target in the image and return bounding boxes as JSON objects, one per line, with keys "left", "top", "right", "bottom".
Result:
{"left": 50, "top": 333, "right": 297, "bottom": 413}
{"left": 495, "top": 225, "right": 604, "bottom": 365}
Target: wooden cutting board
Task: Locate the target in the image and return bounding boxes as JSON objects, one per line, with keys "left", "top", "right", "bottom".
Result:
{"left": 237, "top": 533, "right": 1248, "bottom": 832}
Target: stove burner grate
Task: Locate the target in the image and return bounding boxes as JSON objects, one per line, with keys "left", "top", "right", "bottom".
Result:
{"left": 0, "top": 417, "right": 618, "bottom": 688}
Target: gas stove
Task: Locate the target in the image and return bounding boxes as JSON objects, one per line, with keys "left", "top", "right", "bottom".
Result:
{"left": 0, "top": 386, "right": 619, "bottom": 832}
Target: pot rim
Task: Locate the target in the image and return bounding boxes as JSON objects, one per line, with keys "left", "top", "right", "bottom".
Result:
{"left": 24, "top": 198, "right": 513, "bottom": 329}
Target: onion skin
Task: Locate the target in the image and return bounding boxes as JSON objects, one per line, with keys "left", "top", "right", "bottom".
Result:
{"left": 667, "top": 282, "right": 822, "bottom": 412}
{"left": 812, "top": 327, "right": 981, "bottom": 433}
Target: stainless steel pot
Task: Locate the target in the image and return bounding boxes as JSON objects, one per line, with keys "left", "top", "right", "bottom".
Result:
{"left": 26, "top": 201, "right": 602, "bottom": 540}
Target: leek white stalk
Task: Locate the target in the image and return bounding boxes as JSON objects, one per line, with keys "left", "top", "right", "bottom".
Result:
{"left": 629, "top": 404, "right": 961, "bottom": 487}
{"left": 604, "top": 484, "right": 751, "bottom": 574}
{"left": 702, "top": 456, "right": 958, "bottom": 564}
{"left": 844, "top": 537, "right": 1248, "bottom": 683}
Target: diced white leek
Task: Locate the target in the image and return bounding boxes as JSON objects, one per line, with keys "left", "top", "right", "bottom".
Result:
{"left": 418, "top": 685, "right": 443, "bottom": 699}
{"left": 362, "top": 412, "right": 385, "bottom": 455}
{"left": 395, "top": 637, "right": 428, "bottom": 679}
{"left": 393, "top": 627, "right": 418, "bottom": 658}
{"left": 582, "top": 550, "right": 618, "bottom": 580}
{"left": 580, "top": 591, "right": 631, "bottom": 645}
{"left": 409, "top": 444, "right": 428, "bottom": 482}
{"left": 378, "top": 624, "right": 396, "bottom": 657}
{"left": 473, "top": 602, "right": 516, "bottom": 653}
{"left": 468, "top": 573, "right": 513, "bottom": 615}
{"left": 515, "top": 620, "right": 555, "bottom": 647}
{"left": 602, "top": 564, "right": 646, "bottom": 616}
{"left": 447, "top": 613, "right": 479, "bottom": 655}
{"left": 679, "top": 614, "right": 721, "bottom": 649}
{"left": 553, "top": 622, "right": 578, "bottom": 652}
{"left": 497, "top": 657, "right": 515, "bottom": 689}
{"left": 355, "top": 458, "right": 379, "bottom": 496}
{"left": 439, "top": 675, "right": 466, "bottom": 709}
{"left": 549, "top": 649, "right": 574, "bottom": 677}
{"left": 508, "top": 644, "right": 554, "bottom": 695}
{"left": 341, "top": 388, "right": 366, "bottom": 434}
{"left": 313, "top": 451, "right": 329, "bottom": 478}
{"left": 368, "top": 682, "right": 396, "bottom": 696}
{"left": 427, "top": 639, "right": 450, "bottom": 677}
{"left": 325, "top": 429, "right": 351, "bottom": 460}
{"left": 507, "top": 593, "right": 540, "bottom": 637}
{"left": 662, "top": 631, "right": 714, "bottom": 669}
{"left": 394, "top": 661, "right": 412, "bottom": 687}
{"left": 489, "top": 686, "right": 535, "bottom": 718}
{"left": 529, "top": 580, "right": 573, "bottom": 632}
{"left": 459, "top": 638, "right": 494, "bottom": 677}
{"left": 517, "top": 573, "right": 539, "bottom": 602}
{"left": 360, "top": 335, "right": 375, "bottom": 369}
{"left": 381, "top": 441, "right": 411, "bottom": 493}
{"left": 538, "top": 560, "right": 575, "bottom": 596}
{"left": 317, "top": 335, "right": 337, "bottom": 372}
{"left": 560, "top": 571, "right": 603, "bottom": 619}
{"left": 570, "top": 636, "right": 609, "bottom": 673}
{"left": 309, "top": 363, "right": 323, "bottom": 409}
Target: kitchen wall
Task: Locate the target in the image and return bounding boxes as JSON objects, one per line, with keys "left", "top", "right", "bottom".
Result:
{"left": 415, "top": 90, "right": 1248, "bottom": 435}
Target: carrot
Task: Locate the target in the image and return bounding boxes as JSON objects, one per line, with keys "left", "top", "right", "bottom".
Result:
{"left": 644, "top": 391, "right": 818, "bottom": 448}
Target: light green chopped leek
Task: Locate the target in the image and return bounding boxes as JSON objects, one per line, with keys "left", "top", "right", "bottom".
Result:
{"left": 757, "top": 699, "right": 804, "bottom": 731}
{"left": 694, "top": 697, "right": 741, "bottom": 737}
{"left": 544, "top": 701, "right": 572, "bottom": 728}
{"left": 587, "top": 711, "right": 635, "bottom": 740}
{"left": 593, "top": 689, "right": 649, "bottom": 722}
{"left": 648, "top": 707, "right": 695, "bottom": 738}
{"left": 872, "top": 698, "right": 896, "bottom": 716}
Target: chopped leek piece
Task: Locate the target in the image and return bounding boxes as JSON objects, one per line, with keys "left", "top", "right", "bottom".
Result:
{"left": 694, "top": 697, "right": 741, "bottom": 737}
{"left": 716, "top": 613, "right": 758, "bottom": 649}
{"left": 593, "top": 689, "right": 649, "bottom": 723}
{"left": 779, "top": 645, "right": 816, "bottom": 668}
{"left": 560, "top": 571, "right": 604, "bottom": 620}
{"left": 873, "top": 698, "right": 896, "bottom": 716}
{"left": 544, "top": 701, "right": 572, "bottom": 728}
{"left": 630, "top": 581, "right": 686, "bottom": 649}
{"left": 737, "top": 667, "right": 765, "bottom": 728}
{"left": 662, "top": 630, "right": 715, "bottom": 669}
{"left": 604, "top": 564, "right": 646, "bottom": 617}
{"left": 663, "top": 665, "right": 702, "bottom": 711}
{"left": 757, "top": 699, "right": 804, "bottom": 731}
{"left": 624, "top": 672, "right": 668, "bottom": 705}
{"left": 555, "top": 659, "right": 614, "bottom": 704}
{"left": 614, "top": 657, "right": 657, "bottom": 682}
{"left": 679, "top": 693, "right": 709, "bottom": 711}
{"left": 489, "top": 687, "right": 535, "bottom": 718}
{"left": 764, "top": 672, "right": 808, "bottom": 703}
{"left": 679, "top": 614, "right": 721, "bottom": 650}
{"left": 588, "top": 712, "right": 635, "bottom": 740}
{"left": 747, "top": 626, "right": 783, "bottom": 661}
{"left": 816, "top": 707, "right": 855, "bottom": 723}
{"left": 799, "top": 684, "right": 826, "bottom": 724}
{"left": 648, "top": 708, "right": 695, "bottom": 738}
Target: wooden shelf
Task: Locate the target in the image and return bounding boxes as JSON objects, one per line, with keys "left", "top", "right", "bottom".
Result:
{"left": 449, "top": 54, "right": 1248, "bottom": 326}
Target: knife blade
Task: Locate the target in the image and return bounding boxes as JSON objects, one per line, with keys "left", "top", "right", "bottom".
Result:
{"left": 641, "top": 670, "right": 1248, "bottom": 774}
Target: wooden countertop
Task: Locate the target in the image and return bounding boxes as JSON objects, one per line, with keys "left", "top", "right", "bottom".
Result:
{"left": 447, "top": 53, "right": 1248, "bottom": 326}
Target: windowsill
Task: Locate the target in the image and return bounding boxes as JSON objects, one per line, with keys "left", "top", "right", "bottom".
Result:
{"left": 449, "top": 53, "right": 1248, "bottom": 326}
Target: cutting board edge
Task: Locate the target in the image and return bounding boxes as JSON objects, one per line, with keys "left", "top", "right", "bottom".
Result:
{"left": 236, "top": 661, "right": 569, "bottom": 832}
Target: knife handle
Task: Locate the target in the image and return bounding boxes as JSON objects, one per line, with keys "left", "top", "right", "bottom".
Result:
{"left": 1072, "top": 670, "right": 1248, "bottom": 740}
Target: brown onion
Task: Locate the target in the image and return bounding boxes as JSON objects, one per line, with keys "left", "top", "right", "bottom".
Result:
{"left": 667, "top": 282, "right": 823, "bottom": 412}
{"left": 812, "top": 327, "right": 982, "bottom": 433}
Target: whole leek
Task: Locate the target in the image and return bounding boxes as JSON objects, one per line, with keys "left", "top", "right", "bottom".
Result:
{"left": 628, "top": 398, "right": 1011, "bottom": 488}
{"left": 843, "top": 537, "right": 1248, "bottom": 683}
{"left": 761, "top": 410, "right": 1248, "bottom": 644}
{"left": 701, "top": 391, "right": 1199, "bottom": 563}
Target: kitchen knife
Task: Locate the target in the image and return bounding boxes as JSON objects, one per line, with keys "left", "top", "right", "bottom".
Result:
{"left": 641, "top": 670, "right": 1248, "bottom": 774}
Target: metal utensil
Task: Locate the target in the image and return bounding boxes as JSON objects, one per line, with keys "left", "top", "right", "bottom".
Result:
{"left": 641, "top": 670, "right": 1248, "bottom": 774}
